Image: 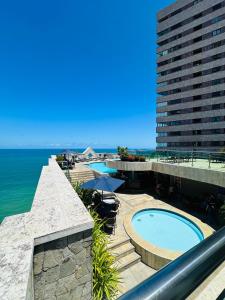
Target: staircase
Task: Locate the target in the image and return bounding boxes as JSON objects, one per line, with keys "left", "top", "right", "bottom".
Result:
{"left": 109, "top": 236, "right": 141, "bottom": 272}
{"left": 69, "top": 170, "right": 96, "bottom": 184}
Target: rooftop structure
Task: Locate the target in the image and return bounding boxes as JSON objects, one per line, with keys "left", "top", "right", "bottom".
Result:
{"left": 156, "top": 0, "right": 225, "bottom": 151}
{"left": 107, "top": 150, "right": 225, "bottom": 188}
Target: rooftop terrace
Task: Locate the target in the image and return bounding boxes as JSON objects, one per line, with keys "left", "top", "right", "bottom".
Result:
{"left": 107, "top": 150, "right": 225, "bottom": 188}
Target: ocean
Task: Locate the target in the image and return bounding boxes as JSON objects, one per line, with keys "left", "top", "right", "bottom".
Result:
{"left": 0, "top": 148, "right": 117, "bottom": 222}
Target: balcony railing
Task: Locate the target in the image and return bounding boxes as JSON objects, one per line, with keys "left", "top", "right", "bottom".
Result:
{"left": 134, "top": 150, "right": 225, "bottom": 169}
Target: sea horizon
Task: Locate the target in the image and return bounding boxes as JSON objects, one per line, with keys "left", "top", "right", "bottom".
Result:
{"left": 0, "top": 148, "right": 155, "bottom": 222}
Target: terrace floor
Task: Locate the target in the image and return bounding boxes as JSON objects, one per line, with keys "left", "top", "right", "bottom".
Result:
{"left": 149, "top": 157, "right": 225, "bottom": 172}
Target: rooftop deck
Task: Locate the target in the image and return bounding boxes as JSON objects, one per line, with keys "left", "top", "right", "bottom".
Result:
{"left": 107, "top": 153, "right": 225, "bottom": 188}
{"left": 151, "top": 157, "right": 225, "bottom": 172}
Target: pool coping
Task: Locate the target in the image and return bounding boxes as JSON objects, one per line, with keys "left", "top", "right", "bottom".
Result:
{"left": 86, "top": 161, "right": 118, "bottom": 175}
{"left": 124, "top": 204, "right": 214, "bottom": 269}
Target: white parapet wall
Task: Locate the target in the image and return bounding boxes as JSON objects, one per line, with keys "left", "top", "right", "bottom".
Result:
{"left": 0, "top": 156, "right": 94, "bottom": 300}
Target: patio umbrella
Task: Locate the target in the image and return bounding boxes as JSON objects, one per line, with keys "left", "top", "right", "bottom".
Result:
{"left": 81, "top": 176, "right": 125, "bottom": 198}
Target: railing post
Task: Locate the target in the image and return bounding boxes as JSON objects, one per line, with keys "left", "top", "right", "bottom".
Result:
{"left": 208, "top": 153, "right": 211, "bottom": 169}
{"left": 191, "top": 151, "right": 194, "bottom": 167}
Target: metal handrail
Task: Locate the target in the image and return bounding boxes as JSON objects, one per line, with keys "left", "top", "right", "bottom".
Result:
{"left": 118, "top": 226, "right": 225, "bottom": 300}
{"left": 133, "top": 150, "right": 225, "bottom": 169}
{"left": 135, "top": 149, "right": 225, "bottom": 155}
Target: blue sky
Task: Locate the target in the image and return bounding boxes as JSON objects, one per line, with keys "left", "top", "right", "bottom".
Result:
{"left": 0, "top": 0, "right": 173, "bottom": 149}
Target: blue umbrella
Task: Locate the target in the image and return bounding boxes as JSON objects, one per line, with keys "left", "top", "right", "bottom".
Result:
{"left": 81, "top": 176, "right": 125, "bottom": 196}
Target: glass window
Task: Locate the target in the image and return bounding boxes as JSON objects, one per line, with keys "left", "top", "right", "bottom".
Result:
{"left": 157, "top": 112, "right": 167, "bottom": 117}
{"left": 157, "top": 143, "right": 167, "bottom": 148}
{"left": 212, "top": 29, "right": 221, "bottom": 36}
{"left": 158, "top": 81, "right": 168, "bottom": 87}
{"left": 157, "top": 102, "right": 167, "bottom": 107}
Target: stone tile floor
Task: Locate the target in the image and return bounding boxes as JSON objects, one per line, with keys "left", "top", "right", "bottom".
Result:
{"left": 118, "top": 262, "right": 155, "bottom": 296}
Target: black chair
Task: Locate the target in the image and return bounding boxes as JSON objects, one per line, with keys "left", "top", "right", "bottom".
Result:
{"left": 104, "top": 217, "right": 116, "bottom": 234}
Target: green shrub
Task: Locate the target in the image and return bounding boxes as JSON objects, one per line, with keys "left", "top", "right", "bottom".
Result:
{"left": 218, "top": 204, "right": 225, "bottom": 226}
{"left": 73, "top": 184, "right": 120, "bottom": 299}
{"left": 56, "top": 155, "right": 64, "bottom": 162}
{"left": 73, "top": 181, "right": 95, "bottom": 207}
{"left": 117, "top": 146, "right": 128, "bottom": 158}
{"left": 120, "top": 154, "right": 146, "bottom": 162}
{"left": 139, "top": 156, "right": 146, "bottom": 162}
{"left": 91, "top": 211, "right": 120, "bottom": 300}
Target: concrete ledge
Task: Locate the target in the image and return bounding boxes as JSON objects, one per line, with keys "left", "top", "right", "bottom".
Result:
{"left": 107, "top": 160, "right": 225, "bottom": 188}
{"left": 107, "top": 160, "right": 153, "bottom": 171}
{"left": 124, "top": 204, "right": 214, "bottom": 270}
{"left": 151, "top": 162, "right": 225, "bottom": 188}
{"left": 0, "top": 157, "right": 93, "bottom": 300}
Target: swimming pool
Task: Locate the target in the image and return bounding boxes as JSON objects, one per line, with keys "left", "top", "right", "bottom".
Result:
{"left": 132, "top": 209, "right": 204, "bottom": 253}
{"left": 124, "top": 206, "right": 213, "bottom": 269}
{"left": 88, "top": 162, "right": 117, "bottom": 174}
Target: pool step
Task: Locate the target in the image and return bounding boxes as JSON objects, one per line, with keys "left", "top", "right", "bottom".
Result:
{"left": 114, "top": 252, "right": 141, "bottom": 273}
{"left": 109, "top": 235, "right": 141, "bottom": 273}
{"left": 112, "top": 242, "right": 135, "bottom": 261}
{"left": 108, "top": 235, "right": 130, "bottom": 251}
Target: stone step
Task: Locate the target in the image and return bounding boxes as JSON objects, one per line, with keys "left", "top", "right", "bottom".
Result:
{"left": 112, "top": 243, "right": 135, "bottom": 261}
{"left": 108, "top": 235, "right": 130, "bottom": 251}
{"left": 114, "top": 252, "right": 141, "bottom": 273}
{"left": 69, "top": 170, "right": 96, "bottom": 183}
{"left": 70, "top": 172, "right": 94, "bottom": 177}
{"left": 70, "top": 173, "right": 95, "bottom": 177}
{"left": 71, "top": 178, "right": 95, "bottom": 183}
{"left": 70, "top": 174, "right": 95, "bottom": 178}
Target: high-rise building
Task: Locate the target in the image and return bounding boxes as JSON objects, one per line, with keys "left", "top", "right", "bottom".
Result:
{"left": 156, "top": 0, "right": 225, "bottom": 151}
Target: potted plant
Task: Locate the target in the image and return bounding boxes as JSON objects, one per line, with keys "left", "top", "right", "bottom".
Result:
{"left": 117, "top": 146, "right": 128, "bottom": 160}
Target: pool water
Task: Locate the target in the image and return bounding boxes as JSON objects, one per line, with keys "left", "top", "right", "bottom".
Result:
{"left": 132, "top": 209, "right": 204, "bottom": 253}
{"left": 88, "top": 162, "right": 117, "bottom": 174}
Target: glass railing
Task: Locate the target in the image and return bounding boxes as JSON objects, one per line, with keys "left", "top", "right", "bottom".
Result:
{"left": 133, "top": 150, "right": 225, "bottom": 169}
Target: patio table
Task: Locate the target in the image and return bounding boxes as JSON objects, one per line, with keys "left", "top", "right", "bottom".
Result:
{"left": 102, "top": 198, "right": 116, "bottom": 204}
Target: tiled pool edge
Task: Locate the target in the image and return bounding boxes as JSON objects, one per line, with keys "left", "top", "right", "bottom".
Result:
{"left": 0, "top": 156, "right": 94, "bottom": 300}
{"left": 87, "top": 161, "right": 117, "bottom": 175}
{"left": 124, "top": 204, "right": 214, "bottom": 270}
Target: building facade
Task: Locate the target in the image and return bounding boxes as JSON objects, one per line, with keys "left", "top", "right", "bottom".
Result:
{"left": 156, "top": 0, "right": 225, "bottom": 151}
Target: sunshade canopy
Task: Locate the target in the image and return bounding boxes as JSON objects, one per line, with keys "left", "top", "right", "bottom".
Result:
{"left": 81, "top": 176, "right": 125, "bottom": 192}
